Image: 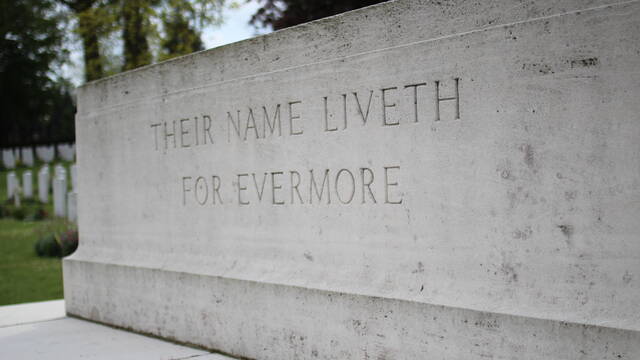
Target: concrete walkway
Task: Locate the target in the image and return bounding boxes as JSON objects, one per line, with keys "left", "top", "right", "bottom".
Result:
{"left": 0, "top": 300, "right": 235, "bottom": 360}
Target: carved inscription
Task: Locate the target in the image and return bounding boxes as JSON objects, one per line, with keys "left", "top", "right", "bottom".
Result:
{"left": 181, "top": 166, "right": 402, "bottom": 206}
{"left": 148, "top": 77, "right": 461, "bottom": 206}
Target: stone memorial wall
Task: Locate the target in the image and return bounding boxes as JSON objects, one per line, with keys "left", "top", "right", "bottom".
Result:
{"left": 64, "top": 0, "right": 640, "bottom": 358}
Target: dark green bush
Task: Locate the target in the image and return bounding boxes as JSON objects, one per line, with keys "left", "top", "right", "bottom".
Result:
{"left": 12, "top": 207, "right": 26, "bottom": 220}
{"left": 33, "top": 207, "right": 48, "bottom": 221}
{"left": 35, "top": 234, "right": 61, "bottom": 257}
{"left": 34, "top": 229, "right": 78, "bottom": 258}
{"left": 59, "top": 230, "right": 78, "bottom": 256}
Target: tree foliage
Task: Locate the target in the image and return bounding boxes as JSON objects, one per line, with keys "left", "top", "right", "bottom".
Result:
{"left": 250, "top": 0, "right": 389, "bottom": 31}
{"left": 0, "top": 0, "right": 76, "bottom": 147}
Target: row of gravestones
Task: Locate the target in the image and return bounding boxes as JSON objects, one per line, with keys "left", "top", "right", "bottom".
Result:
{"left": 1, "top": 143, "right": 75, "bottom": 169}
{"left": 6, "top": 163, "right": 78, "bottom": 222}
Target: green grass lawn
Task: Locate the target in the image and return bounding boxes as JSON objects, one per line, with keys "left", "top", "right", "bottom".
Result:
{"left": 0, "top": 218, "right": 66, "bottom": 305}
{"left": 0, "top": 160, "right": 76, "bottom": 305}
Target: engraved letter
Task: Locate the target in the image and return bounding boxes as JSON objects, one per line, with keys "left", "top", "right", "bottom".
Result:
{"left": 381, "top": 87, "right": 399, "bottom": 126}
{"left": 290, "top": 171, "right": 304, "bottom": 204}
{"left": 435, "top": 78, "right": 460, "bottom": 121}
{"left": 244, "top": 108, "right": 259, "bottom": 140}
{"left": 404, "top": 82, "right": 427, "bottom": 123}
{"left": 289, "top": 100, "right": 303, "bottom": 135}
{"left": 237, "top": 173, "right": 249, "bottom": 205}
{"left": 323, "top": 96, "right": 338, "bottom": 132}
{"left": 212, "top": 175, "right": 223, "bottom": 204}
{"left": 271, "top": 171, "right": 285, "bottom": 205}
{"left": 384, "top": 166, "right": 402, "bottom": 204}
{"left": 150, "top": 123, "right": 161, "bottom": 150}
{"left": 195, "top": 176, "right": 208, "bottom": 205}
{"left": 335, "top": 169, "right": 355, "bottom": 204}
{"left": 164, "top": 120, "right": 177, "bottom": 149}
{"left": 227, "top": 110, "right": 241, "bottom": 142}
{"left": 353, "top": 90, "right": 373, "bottom": 125}
{"left": 182, "top": 176, "right": 192, "bottom": 205}
{"left": 180, "top": 118, "right": 191, "bottom": 148}
{"left": 203, "top": 115, "right": 214, "bottom": 144}
{"left": 263, "top": 104, "right": 282, "bottom": 138}
{"left": 309, "top": 169, "right": 331, "bottom": 204}
{"left": 252, "top": 172, "right": 268, "bottom": 202}
{"left": 360, "top": 167, "right": 376, "bottom": 204}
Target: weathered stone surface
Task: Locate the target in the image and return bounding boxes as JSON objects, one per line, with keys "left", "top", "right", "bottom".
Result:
{"left": 65, "top": 0, "right": 640, "bottom": 359}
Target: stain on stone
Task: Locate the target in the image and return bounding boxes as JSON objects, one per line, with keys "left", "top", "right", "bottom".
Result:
{"left": 412, "top": 261, "right": 424, "bottom": 274}
{"left": 520, "top": 144, "right": 535, "bottom": 168}
{"left": 564, "top": 190, "right": 577, "bottom": 201}
{"left": 522, "top": 62, "right": 555, "bottom": 75}
{"left": 303, "top": 252, "right": 314, "bottom": 261}
{"left": 500, "top": 262, "right": 518, "bottom": 283}
{"left": 558, "top": 224, "right": 574, "bottom": 239}
{"left": 512, "top": 226, "right": 533, "bottom": 240}
{"left": 570, "top": 57, "right": 599, "bottom": 68}
{"left": 623, "top": 271, "right": 633, "bottom": 284}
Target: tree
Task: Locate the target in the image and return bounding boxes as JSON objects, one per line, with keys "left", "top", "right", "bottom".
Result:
{"left": 250, "top": 0, "right": 389, "bottom": 30}
{"left": 122, "top": 0, "right": 154, "bottom": 70}
{"left": 0, "top": 0, "right": 76, "bottom": 147}
{"left": 159, "top": 0, "right": 204, "bottom": 61}
{"left": 60, "top": 0, "right": 118, "bottom": 82}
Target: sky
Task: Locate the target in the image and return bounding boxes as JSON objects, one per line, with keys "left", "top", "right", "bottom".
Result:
{"left": 63, "top": 1, "right": 270, "bottom": 86}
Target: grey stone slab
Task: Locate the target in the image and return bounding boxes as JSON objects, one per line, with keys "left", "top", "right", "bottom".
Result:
{"left": 65, "top": 0, "right": 640, "bottom": 358}
{"left": 0, "top": 300, "right": 65, "bottom": 327}
{"left": 0, "top": 317, "right": 218, "bottom": 360}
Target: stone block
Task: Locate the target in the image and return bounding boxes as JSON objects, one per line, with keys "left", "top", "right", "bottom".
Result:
{"left": 64, "top": 0, "right": 640, "bottom": 358}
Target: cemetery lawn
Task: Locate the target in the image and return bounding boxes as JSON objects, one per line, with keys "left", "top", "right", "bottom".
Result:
{"left": 0, "top": 218, "right": 63, "bottom": 305}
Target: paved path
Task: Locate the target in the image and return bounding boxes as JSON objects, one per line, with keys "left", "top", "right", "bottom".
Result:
{"left": 0, "top": 300, "right": 235, "bottom": 360}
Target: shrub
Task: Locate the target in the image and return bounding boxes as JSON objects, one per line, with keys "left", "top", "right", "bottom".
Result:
{"left": 34, "top": 229, "right": 78, "bottom": 258}
{"left": 59, "top": 230, "right": 78, "bottom": 256}
{"left": 12, "top": 207, "right": 26, "bottom": 220}
{"left": 33, "top": 207, "right": 48, "bottom": 221}
{"left": 35, "top": 234, "right": 61, "bottom": 257}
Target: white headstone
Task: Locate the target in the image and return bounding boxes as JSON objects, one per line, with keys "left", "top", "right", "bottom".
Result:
{"left": 2, "top": 149, "right": 16, "bottom": 169}
{"left": 22, "top": 171, "right": 33, "bottom": 199}
{"left": 35, "top": 146, "right": 55, "bottom": 163}
{"left": 70, "top": 164, "right": 77, "bottom": 192}
{"left": 57, "top": 143, "right": 75, "bottom": 162}
{"left": 20, "top": 147, "right": 34, "bottom": 167}
{"left": 67, "top": 192, "right": 77, "bottom": 222}
{"left": 38, "top": 166, "right": 50, "bottom": 203}
{"left": 6, "top": 171, "right": 18, "bottom": 199}
{"left": 53, "top": 175, "right": 66, "bottom": 217}
{"left": 54, "top": 164, "right": 66, "bottom": 180}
